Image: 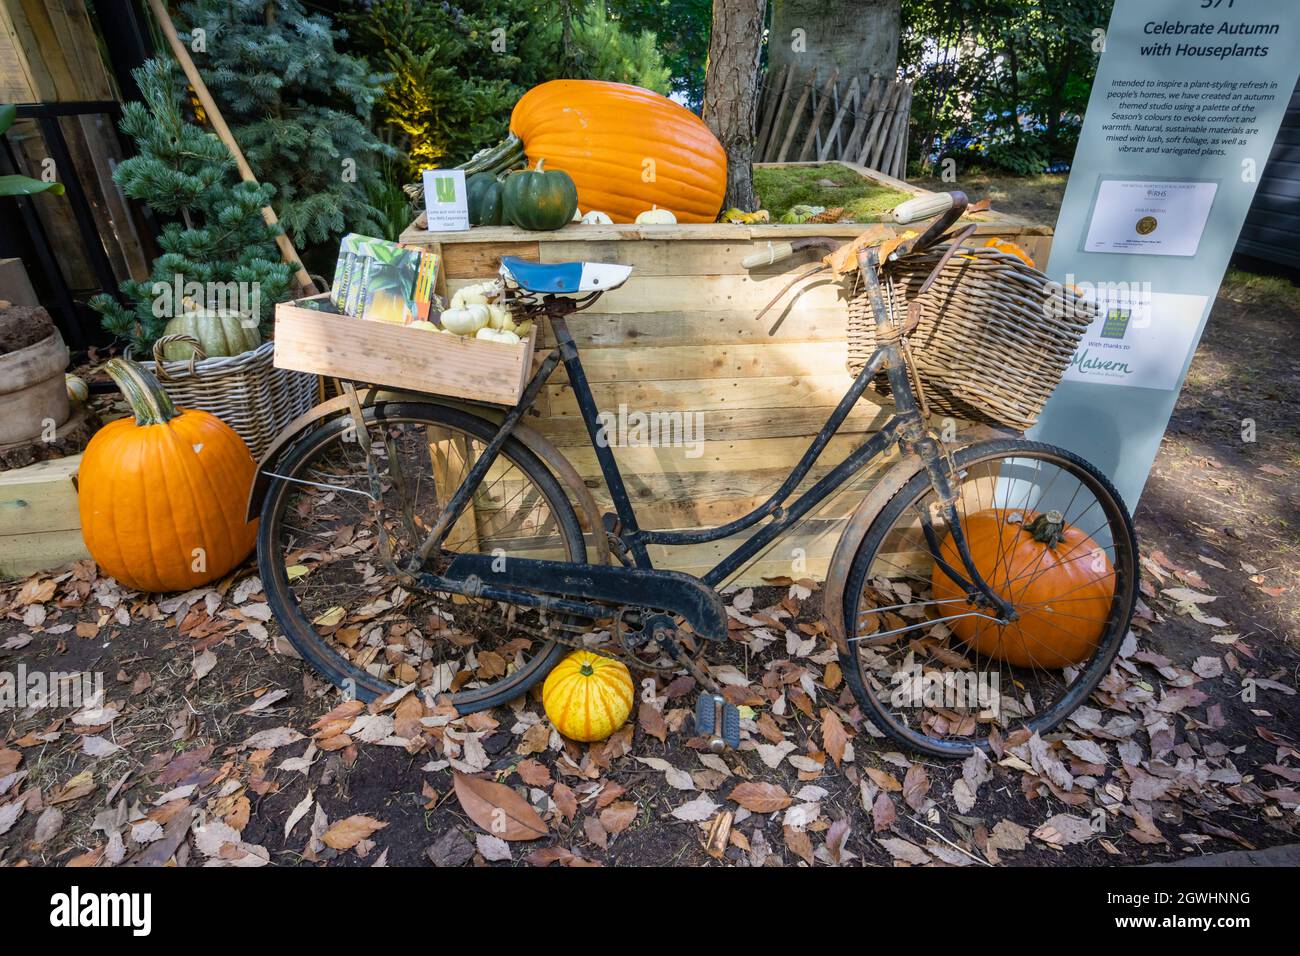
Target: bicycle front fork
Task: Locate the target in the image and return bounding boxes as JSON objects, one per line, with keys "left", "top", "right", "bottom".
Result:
{"left": 911, "top": 433, "right": 1018, "bottom": 622}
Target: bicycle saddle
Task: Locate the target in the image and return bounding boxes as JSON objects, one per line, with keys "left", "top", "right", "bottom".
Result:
{"left": 499, "top": 256, "right": 632, "bottom": 294}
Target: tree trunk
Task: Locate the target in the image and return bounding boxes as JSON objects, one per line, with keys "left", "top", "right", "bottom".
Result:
{"left": 768, "top": 0, "right": 901, "bottom": 82}
{"left": 702, "top": 0, "right": 766, "bottom": 212}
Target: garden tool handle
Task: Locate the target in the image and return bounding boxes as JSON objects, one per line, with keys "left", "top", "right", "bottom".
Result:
{"left": 892, "top": 192, "right": 957, "bottom": 224}
{"left": 741, "top": 242, "right": 794, "bottom": 268}
{"left": 741, "top": 236, "right": 842, "bottom": 270}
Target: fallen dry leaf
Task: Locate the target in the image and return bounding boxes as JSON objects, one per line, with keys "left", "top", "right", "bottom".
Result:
{"left": 453, "top": 772, "right": 549, "bottom": 841}
{"left": 321, "top": 814, "right": 388, "bottom": 850}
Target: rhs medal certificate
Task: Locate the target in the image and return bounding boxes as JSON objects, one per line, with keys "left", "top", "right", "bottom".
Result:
{"left": 1082, "top": 179, "right": 1218, "bottom": 256}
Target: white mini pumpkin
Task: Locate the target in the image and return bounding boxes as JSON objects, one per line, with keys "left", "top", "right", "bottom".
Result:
{"left": 635, "top": 205, "right": 677, "bottom": 224}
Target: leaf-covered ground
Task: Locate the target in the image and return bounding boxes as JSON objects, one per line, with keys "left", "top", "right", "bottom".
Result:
{"left": 1, "top": 274, "right": 1296, "bottom": 868}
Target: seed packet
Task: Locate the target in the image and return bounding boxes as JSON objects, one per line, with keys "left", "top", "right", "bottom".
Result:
{"left": 358, "top": 239, "right": 424, "bottom": 324}
{"left": 330, "top": 233, "right": 369, "bottom": 312}
{"left": 411, "top": 248, "right": 442, "bottom": 321}
{"left": 344, "top": 235, "right": 383, "bottom": 317}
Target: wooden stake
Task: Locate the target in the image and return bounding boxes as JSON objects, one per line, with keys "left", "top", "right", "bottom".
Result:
{"left": 776, "top": 68, "right": 816, "bottom": 163}
{"left": 760, "top": 65, "right": 795, "bottom": 161}
{"left": 797, "top": 69, "right": 838, "bottom": 162}
{"left": 145, "top": 0, "right": 317, "bottom": 295}
{"left": 843, "top": 75, "right": 881, "bottom": 164}
{"left": 819, "top": 76, "right": 860, "bottom": 162}
{"left": 755, "top": 64, "right": 787, "bottom": 160}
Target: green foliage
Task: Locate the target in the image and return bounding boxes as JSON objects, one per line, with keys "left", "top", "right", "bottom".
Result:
{"left": 89, "top": 58, "right": 293, "bottom": 353}
{"left": 344, "top": 0, "right": 673, "bottom": 177}
{"left": 177, "top": 0, "right": 396, "bottom": 248}
{"left": 902, "top": 0, "right": 1114, "bottom": 175}
{"left": 565, "top": 1, "right": 672, "bottom": 94}
{"left": 605, "top": 0, "right": 712, "bottom": 109}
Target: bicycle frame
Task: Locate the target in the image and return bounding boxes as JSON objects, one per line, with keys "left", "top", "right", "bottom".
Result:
{"left": 414, "top": 248, "right": 1014, "bottom": 620}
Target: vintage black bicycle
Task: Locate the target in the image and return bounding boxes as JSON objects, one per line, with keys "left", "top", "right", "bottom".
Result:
{"left": 251, "top": 192, "right": 1137, "bottom": 758}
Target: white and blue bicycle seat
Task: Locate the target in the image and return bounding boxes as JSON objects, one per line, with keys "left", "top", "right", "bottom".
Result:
{"left": 499, "top": 256, "right": 632, "bottom": 294}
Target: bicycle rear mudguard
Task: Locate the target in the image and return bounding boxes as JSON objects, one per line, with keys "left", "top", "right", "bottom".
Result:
{"left": 439, "top": 553, "right": 728, "bottom": 642}
{"left": 243, "top": 388, "right": 610, "bottom": 566}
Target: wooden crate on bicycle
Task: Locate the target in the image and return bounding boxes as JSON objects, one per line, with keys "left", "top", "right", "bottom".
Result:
{"left": 273, "top": 293, "right": 538, "bottom": 406}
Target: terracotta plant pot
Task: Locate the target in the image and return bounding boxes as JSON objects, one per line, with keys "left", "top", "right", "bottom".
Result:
{"left": 0, "top": 306, "right": 71, "bottom": 445}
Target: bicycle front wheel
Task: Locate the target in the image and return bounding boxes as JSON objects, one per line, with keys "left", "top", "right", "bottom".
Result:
{"left": 258, "top": 401, "right": 588, "bottom": 708}
{"left": 840, "top": 438, "right": 1138, "bottom": 758}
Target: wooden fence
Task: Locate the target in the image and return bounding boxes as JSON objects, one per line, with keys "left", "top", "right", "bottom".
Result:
{"left": 756, "top": 66, "right": 913, "bottom": 180}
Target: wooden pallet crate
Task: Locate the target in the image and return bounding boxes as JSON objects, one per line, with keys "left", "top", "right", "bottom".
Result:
{"left": 0, "top": 454, "right": 88, "bottom": 578}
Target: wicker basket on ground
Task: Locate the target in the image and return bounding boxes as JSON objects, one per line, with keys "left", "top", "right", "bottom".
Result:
{"left": 846, "top": 245, "right": 1096, "bottom": 431}
{"left": 140, "top": 333, "right": 316, "bottom": 459}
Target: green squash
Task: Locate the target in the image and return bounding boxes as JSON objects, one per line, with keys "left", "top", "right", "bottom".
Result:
{"left": 502, "top": 159, "right": 578, "bottom": 231}
{"left": 160, "top": 310, "right": 262, "bottom": 361}
{"left": 467, "top": 172, "right": 506, "bottom": 226}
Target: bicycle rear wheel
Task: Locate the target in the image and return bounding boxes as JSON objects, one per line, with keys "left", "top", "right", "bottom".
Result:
{"left": 840, "top": 438, "right": 1138, "bottom": 758}
{"left": 258, "top": 401, "right": 588, "bottom": 708}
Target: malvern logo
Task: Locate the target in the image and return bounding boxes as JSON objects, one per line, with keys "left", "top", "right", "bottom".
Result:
{"left": 49, "top": 886, "right": 151, "bottom": 937}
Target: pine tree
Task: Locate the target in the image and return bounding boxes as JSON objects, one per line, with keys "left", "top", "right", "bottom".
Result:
{"left": 90, "top": 58, "right": 293, "bottom": 353}
{"left": 347, "top": 0, "right": 673, "bottom": 177}
{"left": 177, "top": 0, "right": 395, "bottom": 248}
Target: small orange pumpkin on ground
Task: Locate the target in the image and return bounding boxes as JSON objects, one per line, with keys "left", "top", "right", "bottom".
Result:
{"left": 78, "top": 357, "right": 257, "bottom": 592}
{"left": 542, "top": 650, "right": 635, "bottom": 742}
{"left": 930, "top": 509, "right": 1114, "bottom": 668}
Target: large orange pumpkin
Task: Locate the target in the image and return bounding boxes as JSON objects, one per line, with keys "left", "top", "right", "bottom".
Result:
{"left": 78, "top": 358, "right": 257, "bottom": 592}
{"left": 464, "top": 80, "right": 727, "bottom": 224}
{"left": 930, "top": 509, "right": 1114, "bottom": 669}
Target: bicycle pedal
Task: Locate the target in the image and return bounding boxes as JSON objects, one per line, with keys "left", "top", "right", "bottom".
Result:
{"left": 694, "top": 693, "right": 740, "bottom": 753}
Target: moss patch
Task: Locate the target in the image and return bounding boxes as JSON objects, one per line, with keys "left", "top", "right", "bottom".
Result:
{"left": 753, "top": 163, "right": 911, "bottom": 222}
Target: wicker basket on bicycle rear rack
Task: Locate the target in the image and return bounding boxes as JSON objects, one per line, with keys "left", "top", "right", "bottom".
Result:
{"left": 845, "top": 244, "right": 1096, "bottom": 431}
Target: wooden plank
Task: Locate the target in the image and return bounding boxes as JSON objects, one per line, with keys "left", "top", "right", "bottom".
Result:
{"left": 0, "top": 4, "right": 36, "bottom": 101}
{"left": 537, "top": 404, "right": 889, "bottom": 446}
{"left": 427, "top": 426, "right": 481, "bottom": 553}
{"left": 551, "top": 431, "right": 877, "bottom": 477}
{"left": 567, "top": 341, "right": 850, "bottom": 383}
{"left": 0, "top": 528, "right": 88, "bottom": 578}
{"left": 543, "top": 376, "right": 884, "bottom": 425}
{"left": 573, "top": 456, "right": 893, "bottom": 529}
{"left": 442, "top": 240, "right": 538, "bottom": 279}
{"left": 534, "top": 306, "right": 854, "bottom": 349}
{"left": 0, "top": 454, "right": 82, "bottom": 536}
